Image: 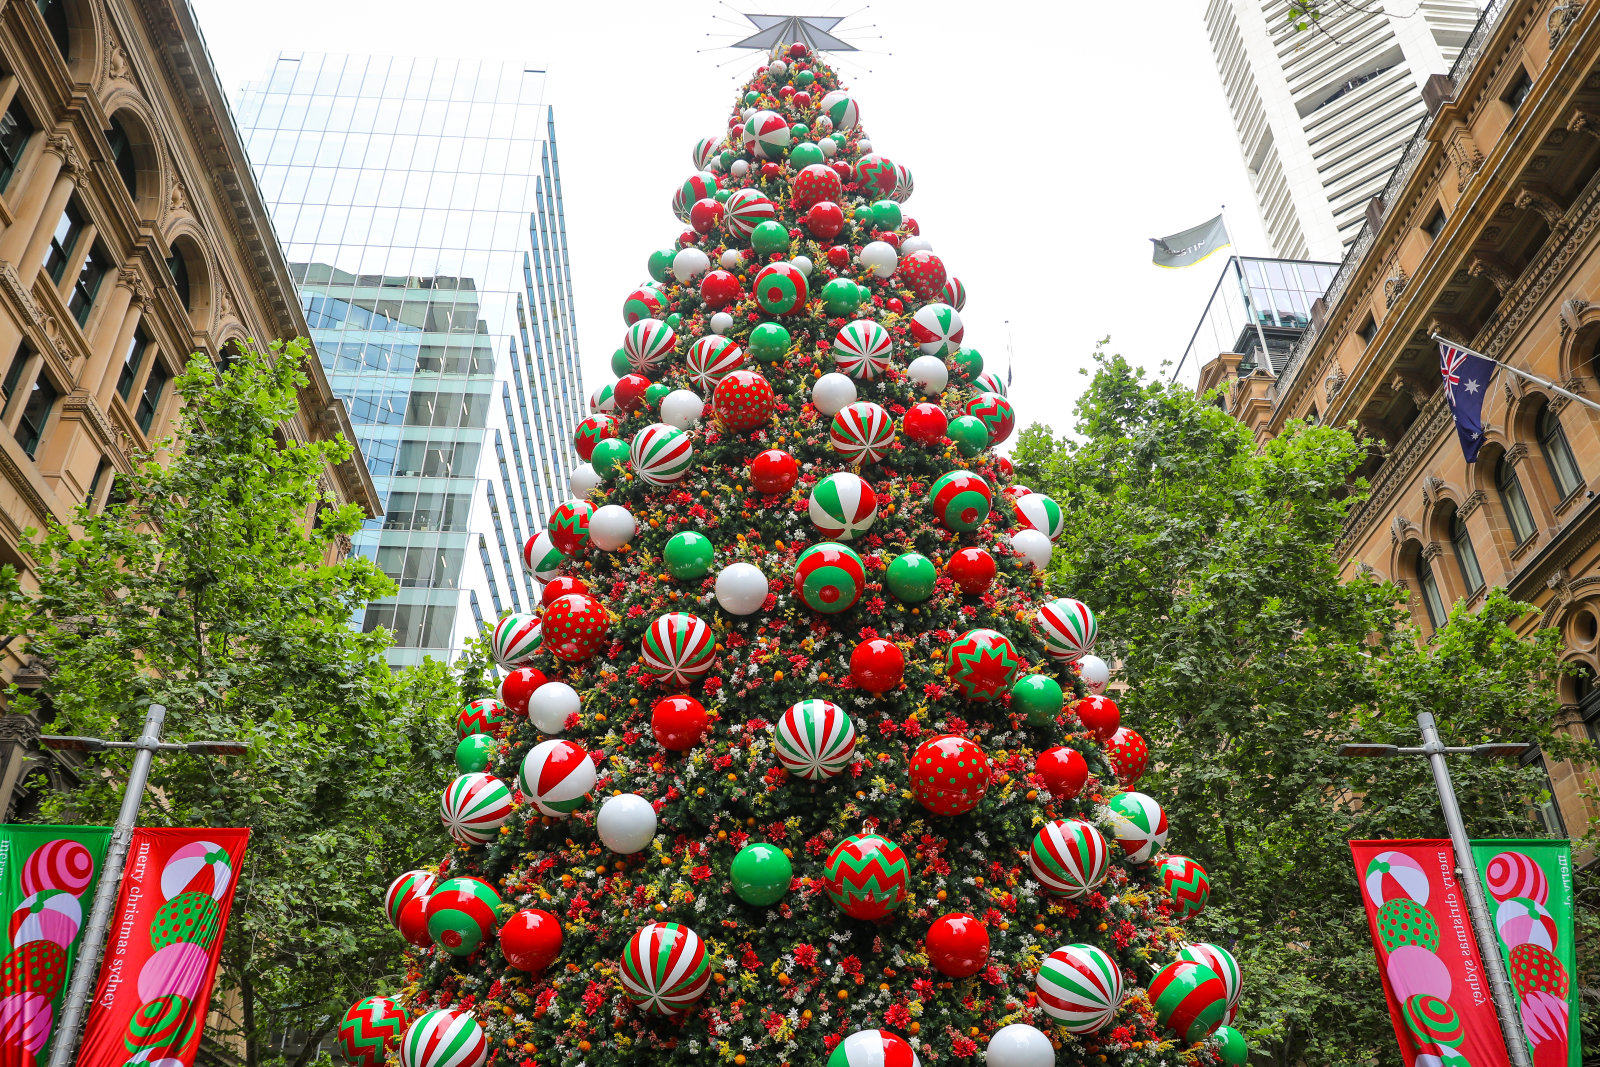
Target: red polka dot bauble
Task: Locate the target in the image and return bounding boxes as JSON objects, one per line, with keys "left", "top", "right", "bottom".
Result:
{"left": 712, "top": 370, "right": 776, "bottom": 432}
{"left": 499, "top": 667, "right": 547, "bottom": 715}
{"left": 700, "top": 270, "right": 742, "bottom": 309}
{"left": 500, "top": 908, "right": 563, "bottom": 974}
{"left": 614, "top": 374, "right": 652, "bottom": 411}
{"left": 899, "top": 250, "right": 948, "bottom": 302}
{"left": 1107, "top": 726, "right": 1149, "bottom": 786}
{"left": 542, "top": 593, "right": 610, "bottom": 663}
{"left": 849, "top": 639, "right": 904, "bottom": 694}
{"left": 540, "top": 575, "right": 588, "bottom": 608}
{"left": 909, "top": 734, "right": 992, "bottom": 816}
{"left": 945, "top": 547, "right": 996, "bottom": 595}
{"left": 651, "top": 695, "right": 709, "bottom": 751}
{"left": 925, "top": 912, "right": 990, "bottom": 978}
{"left": 791, "top": 163, "right": 842, "bottom": 212}
{"left": 1075, "top": 695, "right": 1120, "bottom": 741}
{"left": 749, "top": 449, "right": 798, "bottom": 494}
{"left": 903, "top": 402, "right": 948, "bottom": 445}
{"left": 1036, "top": 746, "right": 1088, "bottom": 800}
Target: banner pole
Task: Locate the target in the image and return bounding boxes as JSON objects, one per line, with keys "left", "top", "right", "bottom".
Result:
{"left": 48, "top": 703, "right": 166, "bottom": 1067}
{"left": 1416, "top": 712, "right": 1533, "bottom": 1067}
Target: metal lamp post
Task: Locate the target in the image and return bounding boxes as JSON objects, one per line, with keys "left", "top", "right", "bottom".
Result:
{"left": 41, "top": 704, "right": 245, "bottom": 1067}
{"left": 1337, "top": 712, "right": 1534, "bottom": 1067}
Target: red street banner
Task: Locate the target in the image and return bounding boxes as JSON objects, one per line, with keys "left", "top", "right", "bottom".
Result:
{"left": 76, "top": 828, "right": 248, "bottom": 1067}
{"left": 1351, "top": 840, "right": 1511, "bottom": 1067}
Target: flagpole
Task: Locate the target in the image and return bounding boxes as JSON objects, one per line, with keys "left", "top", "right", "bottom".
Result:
{"left": 1432, "top": 334, "right": 1600, "bottom": 417}
{"left": 1222, "top": 205, "right": 1275, "bottom": 377}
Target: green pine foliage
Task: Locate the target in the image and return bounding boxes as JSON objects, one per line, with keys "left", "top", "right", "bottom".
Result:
{"left": 9, "top": 339, "right": 467, "bottom": 1064}
{"left": 1013, "top": 348, "right": 1595, "bottom": 1065}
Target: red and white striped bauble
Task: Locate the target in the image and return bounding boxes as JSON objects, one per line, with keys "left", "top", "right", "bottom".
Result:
{"left": 829, "top": 402, "right": 896, "bottom": 464}
{"left": 693, "top": 137, "right": 718, "bottom": 170}
{"left": 832, "top": 320, "right": 894, "bottom": 381}
{"left": 831, "top": 1029, "right": 922, "bottom": 1067}
{"left": 640, "top": 612, "right": 716, "bottom": 686}
{"left": 1027, "top": 818, "right": 1110, "bottom": 898}
{"left": 439, "top": 773, "right": 513, "bottom": 845}
{"left": 724, "top": 188, "right": 776, "bottom": 239}
{"left": 491, "top": 613, "right": 543, "bottom": 667}
{"left": 630, "top": 423, "right": 694, "bottom": 486}
{"left": 518, "top": 739, "right": 596, "bottom": 817}
{"left": 623, "top": 319, "right": 677, "bottom": 376}
{"left": 398, "top": 1008, "right": 487, "bottom": 1067}
{"left": 772, "top": 699, "right": 857, "bottom": 779}
{"left": 685, "top": 335, "right": 746, "bottom": 392}
{"left": 1036, "top": 597, "right": 1097, "bottom": 664}
{"left": 1036, "top": 943, "right": 1123, "bottom": 1033}
{"left": 619, "top": 922, "right": 711, "bottom": 1015}
{"left": 385, "top": 871, "right": 435, "bottom": 928}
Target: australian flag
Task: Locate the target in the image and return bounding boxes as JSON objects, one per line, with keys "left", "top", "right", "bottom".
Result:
{"left": 1439, "top": 340, "right": 1497, "bottom": 462}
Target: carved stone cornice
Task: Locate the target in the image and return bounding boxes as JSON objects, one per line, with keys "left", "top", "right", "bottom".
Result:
{"left": 43, "top": 132, "right": 82, "bottom": 174}
{"left": 1421, "top": 540, "right": 1444, "bottom": 561}
{"left": 1550, "top": 1, "right": 1583, "bottom": 47}
{"left": 1568, "top": 109, "right": 1600, "bottom": 140}
{"left": 0, "top": 260, "right": 70, "bottom": 369}
{"left": 1384, "top": 268, "right": 1409, "bottom": 308}
{"left": 115, "top": 264, "right": 150, "bottom": 304}
{"left": 1325, "top": 364, "right": 1347, "bottom": 403}
{"left": 1505, "top": 442, "right": 1531, "bottom": 467}
{"left": 59, "top": 392, "right": 135, "bottom": 461}
{"left": 1459, "top": 489, "right": 1488, "bottom": 519}
{"left": 1548, "top": 379, "right": 1585, "bottom": 414}
{"left": 1485, "top": 168, "right": 1600, "bottom": 357}
{"left": 1442, "top": 120, "right": 1485, "bottom": 191}
{"left": 1342, "top": 393, "right": 1452, "bottom": 557}
{"left": 1469, "top": 254, "right": 1517, "bottom": 295}
{"left": 1515, "top": 184, "right": 1567, "bottom": 229}
{"left": 1560, "top": 297, "right": 1590, "bottom": 338}
{"left": 0, "top": 716, "right": 38, "bottom": 745}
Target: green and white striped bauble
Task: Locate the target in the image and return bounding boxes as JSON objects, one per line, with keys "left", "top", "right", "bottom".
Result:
{"left": 807, "top": 472, "right": 878, "bottom": 540}
{"left": 522, "top": 531, "right": 566, "bottom": 582}
{"left": 685, "top": 335, "right": 746, "bottom": 392}
{"left": 439, "top": 773, "right": 513, "bottom": 845}
{"left": 630, "top": 423, "right": 694, "bottom": 486}
{"left": 590, "top": 382, "right": 617, "bottom": 413}
{"left": 1107, "top": 791, "right": 1169, "bottom": 865}
{"left": 976, "top": 370, "right": 1007, "bottom": 396}
{"left": 1013, "top": 491, "right": 1064, "bottom": 541}
{"left": 491, "top": 613, "right": 542, "bottom": 667}
{"left": 398, "top": 1008, "right": 487, "bottom": 1067}
{"left": 819, "top": 90, "right": 859, "bottom": 131}
{"left": 623, "top": 319, "right": 677, "bottom": 376}
{"left": 831, "top": 320, "right": 893, "bottom": 381}
{"left": 1036, "top": 943, "right": 1123, "bottom": 1033}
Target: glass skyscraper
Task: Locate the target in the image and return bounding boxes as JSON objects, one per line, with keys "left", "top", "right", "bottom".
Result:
{"left": 233, "top": 54, "right": 584, "bottom": 666}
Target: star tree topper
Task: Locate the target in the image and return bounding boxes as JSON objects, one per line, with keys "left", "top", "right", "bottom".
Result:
{"left": 731, "top": 13, "right": 858, "bottom": 53}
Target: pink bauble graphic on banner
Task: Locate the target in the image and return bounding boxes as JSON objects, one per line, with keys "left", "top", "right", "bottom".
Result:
{"left": 1385, "top": 944, "right": 1452, "bottom": 1002}
{"left": 159, "top": 841, "right": 233, "bottom": 901}
{"left": 0, "top": 991, "right": 52, "bottom": 1053}
{"left": 137, "top": 941, "right": 213, "bottom": 1003}
{"left": 1494, "top": 897, "right": 1558, "bottom": 952}
{"left": 8, "top": 889, "right": 82, "bottom": 948}
{"left": 20, "top": 839, "right": 94, "bottom": 897}
{"left": 1484, "top": 851, "right": 1549, "bottom": 905}
{"left": 1363, "top": 851, "right": 1430, "bottom": 907}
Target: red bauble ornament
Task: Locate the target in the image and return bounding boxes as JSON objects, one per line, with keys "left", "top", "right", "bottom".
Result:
{"left": 690, "top": 198, "right": 723, "bottom": 235}
{"left": 995, "top": 455, "right": 1015, "bottom": 480}
{"left": 712, "top": 370, "right": 776, "bottom": 432}
{"left": 760, "top": 162, "right": 782, "bottom": 180}
{"left": 398, "top": 896, "right": 432, "bottom": 948}
{"left": 886, "top": 298, "right": 904, "bottom": 314}
{"left": 945, "top": 547, "right": 996, "bottom": 595}
{"left": 749, "top": 448, "right": 799, "bottom": 494}
{"left": 700, "top": 270, "right": 742, "bottom": 309}
{"left": 1075, "top": 695, "right": 1120, "bottom": 742}
{"left": 925, "top": 913, "right": 990, "bottom": 978}
{"left": 542, "top": 593, "right": 610, "bottom": 663}
{"left": 678, "top": 229, "right": 698, "bottom": 247}
{"left": 900, "top": 250, "right": 948, "bottom": 302}
{"left": 651, "top": 695, "right": 709, "bottom": 750}
{"left": 500, "top": 908, "right": 563, "bottom": 974}
{"left": 806, "top": 201, "right": 844, "bottom": 240}
{"left": 499, "top": 667, "right": 548, "bottom": 715}
{"left": 903, "top": 402, "right": 948, "bottom": 445}
{"left": 1036, "top": 746, "right": 1088, "bottom": 800}
{"left": 793, "top": 90, "right": 811, "bottom": 108}
{"left": 789, "top": 41, "right": 808, "bottom": 57}
{"left": 830, "top": 160, "right": 854, "bottom": 182}
{"left": 728, "top": 115, "right": 742, "bottom": 130}
{"left": 826, "top": 245, "right": 851, "bottom": 268}
{"left": 1107, "top": 726, "right": 1149, "bottom": 786}
{"left": 541, "top": 575, "right": 589, "bottom": 607}
{"left": 849, "top": 639, "right": 904, "bottom": 694}
{"left": 909, "top": 734, "right": 992, "bottom": 816}
{"left": 792, "top": 165, "right": 843, "bottom": 213}
{"left": 615, "top": 373, "right": 652, "bottom": 411}
{"left": 777, "top": 85, "right": 795, "bottom": 100}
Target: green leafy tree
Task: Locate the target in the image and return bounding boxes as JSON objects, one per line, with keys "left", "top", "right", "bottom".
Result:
{"left": 11, "top": 340, "right": 462, "bottom": 1066}
{"left": 1014, "top": 351, "right": 1592, "bottom": 1065}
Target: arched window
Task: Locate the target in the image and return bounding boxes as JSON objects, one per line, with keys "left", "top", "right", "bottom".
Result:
{"left": 166, "top": 248, "right": 189, "bottom": 310}
{"left": 1496, "top": 453, "right": 1537, "bottom": 543}
{"left": 105, "top": 115, "right": 136, "bottom": 199}
{"left": 1450, "top": 508, "right": 1484, "bottom": 594}
{"left": 1417, "top": 552, "right": 1448, "bottom": 630}
{"left": 1537, "top": 404, "right": 1583, "bottom": 499}
{"left": 36, "top": 1, "right": 69, "bottom": 61}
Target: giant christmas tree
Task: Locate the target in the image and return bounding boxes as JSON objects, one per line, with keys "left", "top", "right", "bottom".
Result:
{"left": 337, "top": 41, "right": 1250, "bottom": 1067}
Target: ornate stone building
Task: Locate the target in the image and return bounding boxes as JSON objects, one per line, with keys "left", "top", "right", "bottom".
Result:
{"left": 0, "top": 0, "right": 379, "bottom": 818}
{"left": 1201, "top": 0, "right": 1600, "bottom": 840}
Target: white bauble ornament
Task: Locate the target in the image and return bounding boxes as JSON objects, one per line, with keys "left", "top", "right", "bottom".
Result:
{"left": 907, "top": 355, "right": 949, "bottom": 397}
{"left": 819, "top": 137, "right": 838, "bottom": 158}
{"left": 811, "top": 372, "right": 858, "bottom": 416}
{"left": 529, "top": 681, "right": 580, "bottom": 734}
{"left": 706, "top": 156, "right": 723, "bottom": 174}
{"left": 768, "top": 59, "right": 788, "bottom": 76}
{"left": 589, "top": 504, "right": 636, "bottom": 551}
{"left": 1077, "top": 654, "right": 1110, "bottom": 695}
{"left": 740, "top": 107, "right": 754, "bottom": 120}
{"left": 596, "top": 793, "right": 657, "bottom": 854}
{"left": 857, "top": 139, "right": 872, "bottom": 153}
{"left": 570, "top": 463, "right": 601, "bottom": 498}
{"left": 715, "top": 562, "right": 769, "bottom": 616}
{"left": 859, "top": 241, "right": 898, "bottom": 279}
{"left": 730, "top": 159, "right": 750, "bottom": 178}
{"left": 900, "top": 236, "right": 933, "bottom": 254}
{"left": 986, "top": 1024, "right": 1055, "bottom": 1067}
{"left": 660, "top": 389, "right": 705, "bottom": 429}
{"left": 710, "top": 311, "right": 735, "bottom": 335}
{"left": 1011, "top": 529, "right": 1052, "bottom": 571}
{"left": 719, "top": 249, "right": 744, "bottom": 270}
{"left": 672, "top": 247, "right": 711, "bottom": 283}
{"left": 791, "top": 255, "right": 813, "bottom": 276}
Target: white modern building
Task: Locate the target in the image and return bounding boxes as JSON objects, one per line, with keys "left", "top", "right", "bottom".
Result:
{"left": 1204, "top": 0, "right": 1482, "bottom": 259}
{"left": 233, "top": 54, "right": 585, "bottom": 666}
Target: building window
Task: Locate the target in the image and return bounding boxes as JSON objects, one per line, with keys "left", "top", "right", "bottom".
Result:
{"left": 67, "top": 242, "right": 107, "bottom": 326}
{"left": 84, "top": 456, "right": 109, "bottom": 509}
{"left": 0, "top": 98, "right": 35, "bottom": 194}
{"left": 0, "top": 342, "right": 29, "bottom": 416}
{"left": 1450, "top": 509, "right": 1484, "bottom": 595}
{"left": 1357, "top": 314, "right": 1377, "bottom": 346}
{"left": 166, "top": 248, "right": 189, "bottom": 310}
{"left": 42, "top": 200, "right": 84, "bottom": 284}
{"left": 105, "top": 115, "right": 136, "bottom": 199}
{"left": 1503, "top": 68, "right": 1533, "bottom": 113}
{"left": 1423, "top": 206, "right": 1447, "bottom": 241}
{"left": 134, "top": 360, "right": 167, "bottom": 435}
{"left": 15, "top": 371, "right": 57, "bottom": 458}
{"left": 36, "top": 1, "right": 68, "bottom": 61}
{"left": 1577, "top": 665, "right": 1600, "bottom": 744}
{"left": 1496, "top": 454, "right": 1537, "bottom": 543}
{"left": 1536, "top": 405, "right": 1583, "bottom": 499}
{"left": 116, "top": 329, "right": 147, "bottom": 400}
{"left": 360, "top": 602, "right": 456, "bottom": 648}
{"left": 1417, "top": 552, "right": 1448, "bottom": 630}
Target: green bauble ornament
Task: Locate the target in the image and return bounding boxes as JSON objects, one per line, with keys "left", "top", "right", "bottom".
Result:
{"left": 886, "top": 552, "right": 937, "bottom": 602}
{"left": 743, "top": 90, "right": 760, "bottom": 105}
{"left": 647, "top": 249, "right": 676, "bottom": 284}
{"left": 645, "top": 383, "right": 671, "bottom": 408}
{"left": 790, "top": 142, "right": 824, "bottom": 169}
{"left": 823, "top": 277, "right": 861, "bottom": 316}
{"left": 952, "top": 346, "right": 984, "bottom": 381}
{"left": 1011, "top": 674, "right": 1063, "bottom": 725}
{"left": 748, "top": 322, "right": 791, "bottom": 363}
{"left": 665, "top": 531, "right": 715, "bottom": 579}
{"left": 714, "top": 188, "right": 732, "bottom": 203}
{"left": 611, "top": 348, "right": 632, "bottom": 377}
{"left": 796, "top": 70, "right": 815, "bottom": 87}
{"left": 666, "top": 312, "right": 683, "bottom": 329}
{"left": 731, "top": 842, "right": 792, "bottom": 906}
{"left": 872, "top": 200, "right": 902, "bottom": 230}
{"left": 750, "top": 220, "right": 790, "bottom": 256}
{"left": 591, "top": 437, "right": 630, "bottom": 478}
{"left": 719, "top": 149, "right": 736, "bottom": 169}
{"left": 1214, "top": 1026, "right": 1248, "bottom": 1067}
{"left": 947, "top": 415, "right": 989, "bottom": 457}
{"left": 455, "top": 734, "right": 496, "bottom": 774}
{"left": 790, "top": 122, "right": 810, "bottom": 141}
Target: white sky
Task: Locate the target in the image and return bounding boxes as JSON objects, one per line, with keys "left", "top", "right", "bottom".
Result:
{"left": 189, "top": 0, "right": 1267, "bottom": 438}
